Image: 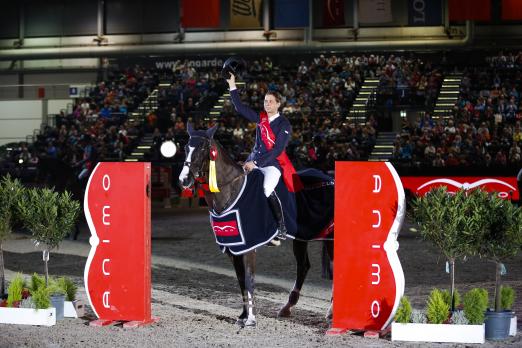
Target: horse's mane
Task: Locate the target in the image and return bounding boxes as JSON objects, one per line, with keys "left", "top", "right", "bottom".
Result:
{"left": 212, "top": 138, "right": 243, "bottom": 172}
{"left": 191, "top": 129, "right": 243, "bottom": 171}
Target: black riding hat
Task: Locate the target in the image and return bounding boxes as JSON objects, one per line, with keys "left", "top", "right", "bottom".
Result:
{"left": 221, "top": 56, "right": 246, "bottom": 79}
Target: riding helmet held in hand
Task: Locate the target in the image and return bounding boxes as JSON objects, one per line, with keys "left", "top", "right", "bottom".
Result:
{"left": 221, "top": 56, "right": 246, "bottom": 79}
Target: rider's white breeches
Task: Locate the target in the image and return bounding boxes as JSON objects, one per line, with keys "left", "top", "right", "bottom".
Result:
{"left": 257, "top": 166, "right": 281, "bottom": 197}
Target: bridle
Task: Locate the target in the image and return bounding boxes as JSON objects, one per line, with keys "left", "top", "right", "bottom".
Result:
{"left": 184, "top": 135, "right": 210, "bottom": 181}
{"left": 184, "top": 135, "right": 244, "bottom": 192}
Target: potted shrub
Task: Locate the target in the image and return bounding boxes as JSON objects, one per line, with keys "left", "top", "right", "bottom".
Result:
{"left": 392, "top": 288, "right": 486, "bottom": 343}
{"left": 476, "top": 192, "right": 522, "bottom": 340}
{"left": 501, "top": 286, "right": 517, "bottom": 336}
{"left": 56, "top": 276, "right": 84, "bottom": 318}
{"left": 0, "top": 175, "right": 24, "bottom": 296}
{"left": 0, "top": 273, "right": 56, "bottom": 326}
{"left": 47, "top": 279, "right": 66, "bottom": 320}
{"left": 412, "top": 188, "right": 486, "bottom": 311}
{"left": 6, "top": 273, "right": 25, "bottom": 308}
{"left": 17, "top": 188, "right": 80, "bottom": 285}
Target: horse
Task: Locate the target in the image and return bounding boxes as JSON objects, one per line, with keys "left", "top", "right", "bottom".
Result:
{"left": 178, "top": 123, "right": 334, "bottom": 327}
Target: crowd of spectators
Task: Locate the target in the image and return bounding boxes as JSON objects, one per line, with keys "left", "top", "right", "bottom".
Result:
{"left": 1, "top": 66, "right": 158, "bottom": 182}
{"left": 204, "top": 55, "right": 383, "bottom": 173}
{"left": 4, "top": 51, "right": 522, "bottom": 186}
{"left": 375, "top": 55, "right": 442, "bottom": 109}
{"left": 394, "top": 55, "right": 522, "bottom": 169}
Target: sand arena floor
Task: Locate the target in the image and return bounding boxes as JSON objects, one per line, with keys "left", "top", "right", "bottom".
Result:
{"left": 1, "top": 206, "right": 521, "bottom": 347}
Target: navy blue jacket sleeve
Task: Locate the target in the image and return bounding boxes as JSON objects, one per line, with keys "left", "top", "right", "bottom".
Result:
{"left": 254, "top": 118, "right": 292, "bottom": 167}
{"left": 230, "top": 89, "right": 259, "bottom": 123}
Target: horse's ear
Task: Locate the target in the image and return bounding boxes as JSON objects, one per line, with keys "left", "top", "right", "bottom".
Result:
{"left": 187, "top": 122, "right": 194, "bottom": 136}
{"left": 206, "top": 124, "right": 218, "bottom": 139}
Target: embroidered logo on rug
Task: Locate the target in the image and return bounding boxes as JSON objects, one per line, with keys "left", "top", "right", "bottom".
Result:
{"left": 212, "top": 220, "right": 239, "bottom": 237}
{"left": 210, "top": 209, "right": 245, "bottom": 246}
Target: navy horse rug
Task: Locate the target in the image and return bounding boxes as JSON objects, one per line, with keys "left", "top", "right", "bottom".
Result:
{"left": 209, "top": 168, "right": 334, "bottom": 255}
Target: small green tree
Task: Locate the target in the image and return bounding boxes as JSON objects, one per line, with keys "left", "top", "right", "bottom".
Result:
{"left": 394, "top": 296, "right": 412, "bottom": 323}
{"left": 501, "top": 286, "right": 515, "bottom": 311}
{"left": 463, "top": 288, "right": 489, "bottom": 324}
{"left": 426, "top": 289, "right": 450, "bottom": 324}
{"left": 441, "top": 289, "right": 461, "bottom": 308}
{"left": 476, "top": 193, "right": 522, "bottom": 312}
{"left": 18, "top": 188, "right": 80, "bottom": 285}
{"left": 0, "top": 174, "right": 24, "bottom": 295}
{"left": 412, "top": 188, "right": 487, "bottom": 311}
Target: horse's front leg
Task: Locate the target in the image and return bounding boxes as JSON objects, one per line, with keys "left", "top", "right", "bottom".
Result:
{"left": 243, "top": 251, "right": 257, "bottom": 327}
{"left": 230, "top": 254, "right": 248, "bottom": 325}
{"left": 278, "top": 239, "right": 310, "bottom": 317}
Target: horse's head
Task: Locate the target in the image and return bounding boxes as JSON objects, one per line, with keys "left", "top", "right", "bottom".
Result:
{"left": 178, "top": 123, "right": 218, "bottom": 189}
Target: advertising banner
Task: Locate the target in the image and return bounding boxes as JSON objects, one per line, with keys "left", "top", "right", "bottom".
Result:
{"left": 401, "top": 176, "right": 519, "bottom": 200}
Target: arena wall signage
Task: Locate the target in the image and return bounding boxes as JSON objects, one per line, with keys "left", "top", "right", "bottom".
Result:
{"left": 84, "top": 162, "right": 155, "bottom": 327}
{"left": 401, "top": 176, "right": 519, "bottom": 200}
{"left": 331, "top": 162, "right": 405, "bottom": 333}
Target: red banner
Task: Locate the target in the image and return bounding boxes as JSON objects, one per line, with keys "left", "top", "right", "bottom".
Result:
{"left": 323, "top": 0, "right": 345, "bottom": 27}
{"left": 84, "top": 163, "right": 152, "bottom": 322}
{"left": 449, "top": 0, "right": 491, "bottom": 21}
{"left": 181, "top": 0, "right": 221, "bottom": 28}
{"left": 401, "top": 176, "right": 518, "bottom": 200}
{"left": 502, "top": 0, "right": 522, "bottom": 20}
{"left": 332, "top": 162, "right": 405, "bottom": 331}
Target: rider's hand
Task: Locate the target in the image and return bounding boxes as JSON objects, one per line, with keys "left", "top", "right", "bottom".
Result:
{"left": 226, "top": 73, "right": 236, "bottom": 90}
{"left": 243, "top": 161, "right": 256, "bottom": 173}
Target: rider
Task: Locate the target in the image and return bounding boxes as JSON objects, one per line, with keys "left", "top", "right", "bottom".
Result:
{"left": 226, "top": 73, "right": 294, "bottom": 240}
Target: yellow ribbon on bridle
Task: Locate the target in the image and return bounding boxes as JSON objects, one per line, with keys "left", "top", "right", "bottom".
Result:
{"left": 209, "top": 144, "right": 220, "bottom": 192}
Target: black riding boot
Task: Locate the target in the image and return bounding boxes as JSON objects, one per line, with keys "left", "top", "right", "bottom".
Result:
{"left": 268, "top": 192, "right": 287, "bottom": 240}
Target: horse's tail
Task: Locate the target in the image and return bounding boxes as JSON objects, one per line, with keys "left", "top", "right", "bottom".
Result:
{"left": 321, "top": 241, "right": 333, "bottom": 280}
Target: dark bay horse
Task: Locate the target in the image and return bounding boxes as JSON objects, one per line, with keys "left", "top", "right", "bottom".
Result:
{"left": 178, "top": 124, "right": 334, "bottom": 327}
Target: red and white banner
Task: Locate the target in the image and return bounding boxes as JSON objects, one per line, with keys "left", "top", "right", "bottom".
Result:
{"left": 84, "top": 162, "right": 152, "bottom": 322}
{"left": 401, "top": 176, "right": 518, "bottom": 200}
{"left": 359, "top": 0, "right": 393, "bottom": 24}
{"left": 333, "top": 162, "right": 405, "bottom": 331}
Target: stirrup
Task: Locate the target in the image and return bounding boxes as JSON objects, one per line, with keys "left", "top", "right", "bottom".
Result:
{"left": 277, "top": 227, "right": 287, "bottom": 240}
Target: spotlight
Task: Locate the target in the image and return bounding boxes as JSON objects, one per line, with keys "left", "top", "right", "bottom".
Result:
{"left": 18, "top": 158, "right": 23, "bottom": 164}
{"left": 160, "top": 141, "right": 177, "bottom": 158}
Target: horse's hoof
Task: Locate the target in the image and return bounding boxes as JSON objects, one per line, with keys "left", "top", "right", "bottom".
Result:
{"left": 277, "top": 305, "right": 291, "bottom": 318}
{"left": 244, "top": 317, "right": 256, "bottom": 327}
{"left": 236, "top": 318, "right": 246, "bottom": 327}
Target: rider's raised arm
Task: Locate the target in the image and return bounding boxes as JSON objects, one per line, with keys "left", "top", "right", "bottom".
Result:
{"left": 252, "top": 119, "right": 291, "bottom": 167}
{"left": 230, "top": 89, "right": 260, "bottom": 123}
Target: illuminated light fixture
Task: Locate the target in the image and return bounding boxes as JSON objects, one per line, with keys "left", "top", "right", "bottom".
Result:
{"left": 160, "top": 141, "right": 177, "bottom": 158}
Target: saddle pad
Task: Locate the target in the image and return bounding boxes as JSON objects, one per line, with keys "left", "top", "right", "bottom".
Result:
{"left": 211, "top": 169, "right": 297, "bottom": 255}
